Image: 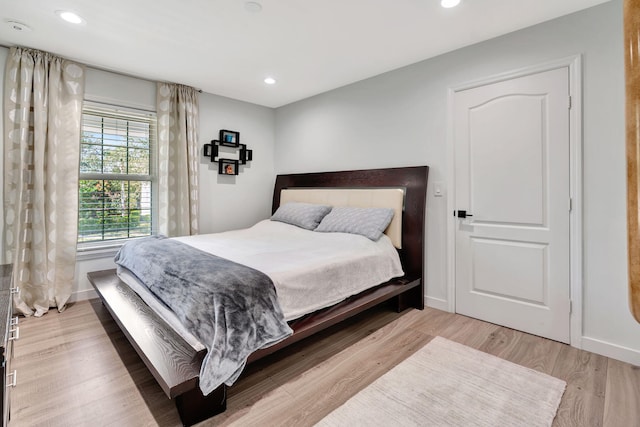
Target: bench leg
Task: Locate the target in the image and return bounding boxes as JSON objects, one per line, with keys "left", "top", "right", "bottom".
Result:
{"left": 175, "top": 384, "right": 227, "bottom": 426}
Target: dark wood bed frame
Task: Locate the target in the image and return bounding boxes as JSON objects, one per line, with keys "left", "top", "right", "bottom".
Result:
{"left": 87, "top": 165, "right": 428, "bottom": 426}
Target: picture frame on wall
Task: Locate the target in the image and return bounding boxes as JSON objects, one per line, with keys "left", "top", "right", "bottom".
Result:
{"left": 219, "top": 159, "right": 239, "bottom": 175}
{"left": 219, "top": 129, "right": 240, "bottom": 147}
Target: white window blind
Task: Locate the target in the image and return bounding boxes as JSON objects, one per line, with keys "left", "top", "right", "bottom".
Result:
{"left": 78, "top": 104, "right": 157, "bottom": 244}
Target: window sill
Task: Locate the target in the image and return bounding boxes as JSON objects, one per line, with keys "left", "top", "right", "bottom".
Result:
{"left": 76, "top": 234, "right": 156, "bottom": 261}
{"left": 76, "top": 243, "right": 123, "bottom": 261}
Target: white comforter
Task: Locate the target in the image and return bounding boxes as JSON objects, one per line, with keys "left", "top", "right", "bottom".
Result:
{"left": 118, "top": 219, "right": 404, "bottom": 349}
{"left": 174, "top": 219, "right": 404, "bottom": 320}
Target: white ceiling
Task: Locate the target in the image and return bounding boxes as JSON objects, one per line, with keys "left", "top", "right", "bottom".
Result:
{"left": 0, "top": 0, "right": 611, "bottom": 108}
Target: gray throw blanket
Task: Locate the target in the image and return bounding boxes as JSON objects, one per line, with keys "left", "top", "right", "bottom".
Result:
{"left": 114, "top": 236, "right": 293, "bottom": 395}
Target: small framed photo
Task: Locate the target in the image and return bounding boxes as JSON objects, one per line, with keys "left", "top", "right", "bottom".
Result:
{"left": 219, "top": 129, "right": 240, "bottom": 147}
{"left": 219, "top": 159, "right": 239, "bottom": 175}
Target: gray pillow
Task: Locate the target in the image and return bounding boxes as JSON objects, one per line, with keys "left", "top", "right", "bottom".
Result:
{"left": 271, "top": 202, "right": 332, "bottom": 230}
{"left": 315, "top": 207, "right": 395, "bottom": 241}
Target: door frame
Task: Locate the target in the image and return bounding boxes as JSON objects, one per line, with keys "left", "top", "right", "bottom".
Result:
{"left": 445, "top": 55, "right": 583, "bottom": 348}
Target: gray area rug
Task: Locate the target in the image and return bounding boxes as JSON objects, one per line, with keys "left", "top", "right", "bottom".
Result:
{"left": 316, "top": 336, "right": 565, "bottom": 427}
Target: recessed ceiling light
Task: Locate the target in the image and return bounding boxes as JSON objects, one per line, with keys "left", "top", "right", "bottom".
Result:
{"left": 6, "top": 21, "right": 32, "bottom": 32}
{"left": 441, "top": 0, "right": 461, "bottom": 8}
{"left": 245, "top": 2, "right": 263, "bottom": 13}
{"left": 264, "top": 77, "right": 276, "bottom": 85}
{"left": 55, "top": 10, "right": 85, "bottom": 25}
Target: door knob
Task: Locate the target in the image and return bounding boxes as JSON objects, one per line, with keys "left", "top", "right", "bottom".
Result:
{"left": 456, "top": 210, "right": 473, "bottom": 219}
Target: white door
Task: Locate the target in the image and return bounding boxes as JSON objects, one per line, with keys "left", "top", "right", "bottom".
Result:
{"left": 453, "top": 67, "right": 571, "bottom": 343}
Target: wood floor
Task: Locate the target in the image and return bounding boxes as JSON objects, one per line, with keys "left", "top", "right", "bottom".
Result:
{"left": 8, "top": 299, "right": 640, "bottom": 427}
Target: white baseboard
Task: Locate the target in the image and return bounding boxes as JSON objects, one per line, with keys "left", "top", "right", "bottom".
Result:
{"left": 69, "top": 288, "right": 98, "bottom": 304}
{"left": 423, "top": 294, "right": 640, "bottom": 366}
{"left": 581, "top": 336, "right": 640, "bottom": 367}
{"left": 425, "top": 296, "right": 450, "bottom": 312}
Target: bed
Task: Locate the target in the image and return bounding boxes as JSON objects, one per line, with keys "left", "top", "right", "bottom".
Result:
{"left": 87, "top": 165, "right": 428, "bottom": 426}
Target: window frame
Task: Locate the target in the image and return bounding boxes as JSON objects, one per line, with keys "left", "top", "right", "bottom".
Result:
{"left": 77, "top": 102, "right": 158, "bottom": 253}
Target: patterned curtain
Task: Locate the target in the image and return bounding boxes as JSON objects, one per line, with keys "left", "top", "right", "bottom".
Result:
{"left": 3, "top": 47, "right": 85, "bottom": 316}
{"left": 156, "top": 83, "right": 199, "bottom": 237}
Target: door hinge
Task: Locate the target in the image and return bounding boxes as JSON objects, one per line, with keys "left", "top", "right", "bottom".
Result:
{"left": 569, "top": 299, "right": 573, "bottom": 314}
{"left": 568, "top": 96, "right": 572, "bottom": 110}
{"left": 569, "top": 198, "right": 573, "bottom": 212}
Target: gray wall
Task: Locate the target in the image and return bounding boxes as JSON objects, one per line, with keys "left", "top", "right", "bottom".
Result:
{"left": 198, "top": 93, "right": 276, "bottom": 234}
{"left": 275, "top": 0, "right": 639, "bottom": 363}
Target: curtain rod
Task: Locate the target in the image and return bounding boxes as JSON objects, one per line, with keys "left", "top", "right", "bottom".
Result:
{"left": 0, "top": 43, "right": 203, "bottom": 93}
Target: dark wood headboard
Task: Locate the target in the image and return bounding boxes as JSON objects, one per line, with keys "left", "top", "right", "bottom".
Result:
{"left": 272, "top": 166, "right": 429, "bottom": 281}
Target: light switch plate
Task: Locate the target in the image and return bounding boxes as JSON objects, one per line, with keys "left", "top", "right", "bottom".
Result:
{"left": 434, "top": 181, "right": 444, "bottom": 197}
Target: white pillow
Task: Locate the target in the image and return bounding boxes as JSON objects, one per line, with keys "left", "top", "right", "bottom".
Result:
{"left": 271, "top": 202, "right": 332, "bottom": 230}
{"left": 314, "top": 207, "right": 394, "bottom": 241}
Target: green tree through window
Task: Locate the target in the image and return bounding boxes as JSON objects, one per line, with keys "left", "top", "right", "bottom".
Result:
{"left": 78, "top": 105, "right": 156, "bottom": 243}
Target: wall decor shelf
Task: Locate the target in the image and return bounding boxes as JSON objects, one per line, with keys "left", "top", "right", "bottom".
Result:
{"left": 203, "top": 129, "right": 253, "bottom": 175}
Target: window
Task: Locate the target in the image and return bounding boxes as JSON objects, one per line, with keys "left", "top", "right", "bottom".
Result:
{"left": 78, "top": 104, "right": 156, "bottom": 244}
